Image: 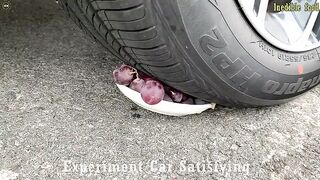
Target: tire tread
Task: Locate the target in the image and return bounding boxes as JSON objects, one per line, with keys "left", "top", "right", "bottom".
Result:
{"left": 59, "top": 0, "right": 231, "bottom": 105}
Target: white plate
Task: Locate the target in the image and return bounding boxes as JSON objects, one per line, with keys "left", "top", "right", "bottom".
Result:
{"left": 116, "top": 84, "right": 216, "bottom": 116}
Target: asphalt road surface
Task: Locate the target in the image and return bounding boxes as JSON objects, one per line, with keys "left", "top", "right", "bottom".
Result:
{"left": 0, "top": 1, "right": 319, "bottom": 179}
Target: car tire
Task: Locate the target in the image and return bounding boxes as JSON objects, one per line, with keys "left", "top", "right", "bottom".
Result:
{"left": 59, "top": 0, "right": 320, "bottom": 107}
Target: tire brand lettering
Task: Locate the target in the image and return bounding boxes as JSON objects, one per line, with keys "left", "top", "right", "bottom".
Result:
{"left": 200, "top": 28, "right": 320, "bottom": 96}
{"left": 262, "top": 75, "right": 320, "bottom": 95}
{"left": 200, "top": 28, "right": 227, "bottom": 56}
{"left": 200, "top": 28, "right": 261, "bottom": 92}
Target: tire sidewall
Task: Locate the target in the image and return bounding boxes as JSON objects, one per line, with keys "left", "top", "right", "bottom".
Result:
{"left": 176, "top": 0, "right": 320, "bottom": 101}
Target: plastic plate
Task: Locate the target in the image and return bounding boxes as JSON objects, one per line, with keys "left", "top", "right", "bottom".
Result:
{"left": 116, "top": 84, "right": 216, "bottom": 116}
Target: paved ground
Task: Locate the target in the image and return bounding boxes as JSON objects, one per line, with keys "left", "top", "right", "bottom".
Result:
{"left": 0, "top": 1, "right": 319, "bottom": 179}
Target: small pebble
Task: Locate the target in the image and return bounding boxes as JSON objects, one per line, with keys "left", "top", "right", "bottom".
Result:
{"left": 132, "top": 113, "right": 141, "bottom": 118}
